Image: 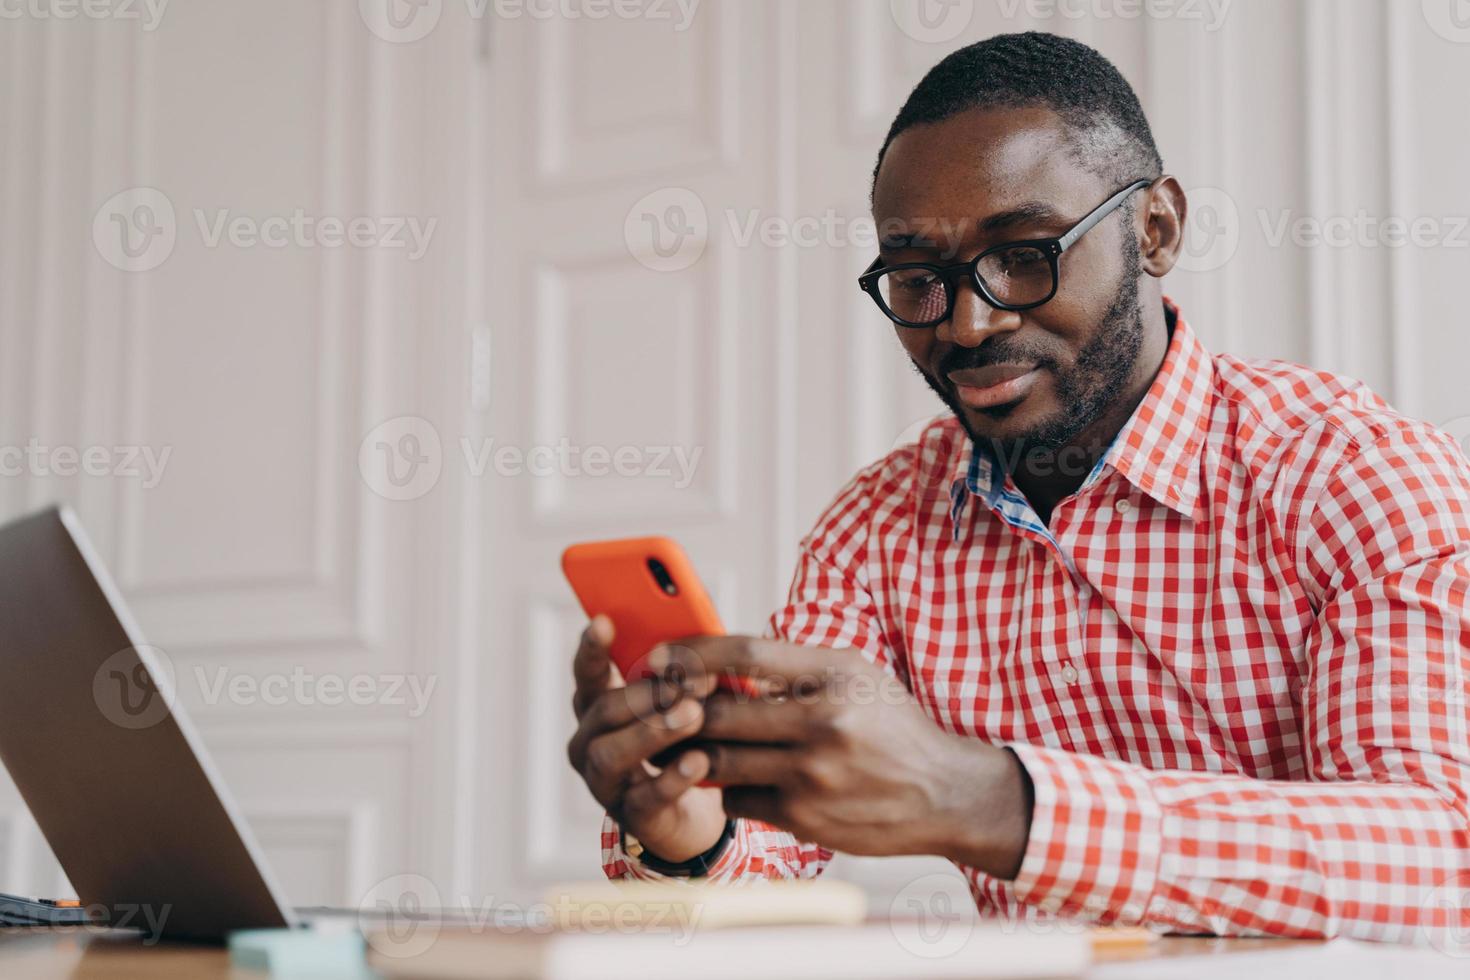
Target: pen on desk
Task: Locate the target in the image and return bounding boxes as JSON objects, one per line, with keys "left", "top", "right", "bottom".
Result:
{"left": 1090, "top": 927, "right": 1158, "bottom": 952}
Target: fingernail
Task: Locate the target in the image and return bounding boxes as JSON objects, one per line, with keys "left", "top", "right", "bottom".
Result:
{"left": 665, "top": 697, "right": 701, "bottom": 728}
{"left": 647, "top": 644, "right": 671, "bottom": 673}
{"left": 677, "top": 752, "right": 704, "bottom": 778}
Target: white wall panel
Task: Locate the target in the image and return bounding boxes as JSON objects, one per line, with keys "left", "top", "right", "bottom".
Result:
{"left": 0, "top": 0, "right": 474, "bottom": 909}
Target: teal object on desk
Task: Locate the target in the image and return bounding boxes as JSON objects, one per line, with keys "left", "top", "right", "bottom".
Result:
{"left": 229, "top": 929, "right": 372, "bottom": 978}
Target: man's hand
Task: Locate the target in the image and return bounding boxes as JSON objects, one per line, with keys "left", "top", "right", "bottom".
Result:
{"left": 649, "top": 636, "right": 1034, "bottom": 880}
{"left": 566, "top": 617, "right": 729, "bottom": 864}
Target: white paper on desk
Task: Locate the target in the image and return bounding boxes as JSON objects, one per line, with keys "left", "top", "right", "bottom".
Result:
{"left": 1091, "top": 938, "right": 1468, "bottom": 980}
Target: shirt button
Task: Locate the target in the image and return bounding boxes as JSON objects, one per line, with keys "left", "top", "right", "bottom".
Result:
{"left": 1060, "top": 664, "right": 1079, "bottom": 685}
{"left": 1114, "top": 498, "right": 1133, "bottom": 515}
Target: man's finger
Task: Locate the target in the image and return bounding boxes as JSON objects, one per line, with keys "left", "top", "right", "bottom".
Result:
{"left": 698, "top": 693, "right": 817, "bottom": 744}
{"left": 572, "top": 616, "right": 617, "bottom": 718}
{"left": 651, "top": 634, "right": 853, "bottom": 687}
{"left": 700, "top": 743, "right": 795, "bottom": 787}
{"left": 576, "top": 698, "right": 705, "bottom": 803}
{"left": 621, "top": 749, "right": 712, "bottom": 823}
{"left": 568, "top": 678, "right": 693, "bottom": 770}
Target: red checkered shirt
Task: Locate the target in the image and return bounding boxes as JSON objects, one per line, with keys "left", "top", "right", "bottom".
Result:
{"left": 601, "top": 299, "right": 1470, "bottom": 944}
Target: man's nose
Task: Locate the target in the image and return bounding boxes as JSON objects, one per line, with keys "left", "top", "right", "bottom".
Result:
{"left": 937, "top": 281, "right": 1022, "bottom": 347}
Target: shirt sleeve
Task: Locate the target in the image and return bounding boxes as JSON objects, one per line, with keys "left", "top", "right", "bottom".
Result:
{"left": 1005, "top": 425, "right": 1470, "bottom": 943}
{"left": 602, "top": 466, "right": 897, "bottom": 883}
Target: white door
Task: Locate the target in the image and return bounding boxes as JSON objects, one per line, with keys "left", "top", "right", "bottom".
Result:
{"left": 465, "top": 0, "right": 971, "bottom": 909}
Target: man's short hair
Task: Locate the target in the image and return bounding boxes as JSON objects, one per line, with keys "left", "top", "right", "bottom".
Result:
{"left": 873, "top": 32, "right": 1164, "bottom": 199}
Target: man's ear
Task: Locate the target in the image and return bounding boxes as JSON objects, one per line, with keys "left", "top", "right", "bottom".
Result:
{"left": 1137, "top": 176, "right": 1187, "bottom": 277}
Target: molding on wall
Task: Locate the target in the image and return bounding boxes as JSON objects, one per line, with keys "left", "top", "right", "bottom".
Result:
{"left": 1384, "top": 0, "right": 1417, "bottom": 418}
{"left": 245, "top": 800, "right": 381, "bottom": 907}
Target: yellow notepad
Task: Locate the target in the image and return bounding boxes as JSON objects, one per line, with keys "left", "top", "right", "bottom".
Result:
{"left": 545, "top": 879, "right": 868, "bottom": 932}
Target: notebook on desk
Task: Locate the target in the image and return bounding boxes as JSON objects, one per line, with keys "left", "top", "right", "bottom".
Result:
{"left": 365, "top": 881, "right": 1091, "bottom": 980}
{"left": 367, "top": 920, "right": 1091, "bottom": 980}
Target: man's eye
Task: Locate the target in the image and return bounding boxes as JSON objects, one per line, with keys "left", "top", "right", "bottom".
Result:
{"left": 891, "top": 271, "right": 939, "bottom": 291}
{"left": 997, "top": 248, "right": 1045, "bottom": 269}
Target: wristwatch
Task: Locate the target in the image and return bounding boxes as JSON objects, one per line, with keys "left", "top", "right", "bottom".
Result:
{"left": 622, "top": 819, "right": 736, "bottom": 878}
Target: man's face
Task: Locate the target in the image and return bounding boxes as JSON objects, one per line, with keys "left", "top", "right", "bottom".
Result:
{"left": 872, "top": 106, "right": 1147, "bottom": 452}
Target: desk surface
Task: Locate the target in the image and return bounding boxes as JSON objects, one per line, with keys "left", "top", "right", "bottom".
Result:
{"left": 0, "top": 927, "right": 1322, "bottom": 979}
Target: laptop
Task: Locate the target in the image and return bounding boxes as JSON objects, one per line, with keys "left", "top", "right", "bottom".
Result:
{"left": 0, "top": 505, "right": 296, "bottom": 941}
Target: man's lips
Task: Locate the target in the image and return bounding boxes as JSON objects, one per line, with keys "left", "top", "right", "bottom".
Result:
{"left": 946, "top": 363, "right": 1042, "bottom": 410}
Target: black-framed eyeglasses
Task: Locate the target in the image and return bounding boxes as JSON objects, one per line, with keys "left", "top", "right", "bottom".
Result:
{"left": 858, "top": 179, "right": 1151, "bottom": 328}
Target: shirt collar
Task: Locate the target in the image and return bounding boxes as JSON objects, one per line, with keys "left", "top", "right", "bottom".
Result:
{"left": 948, "top": 297, "right": 1213, "bottom": 533}
{"left": 1103, "top": 297, "right": 1212, "bottom": 520}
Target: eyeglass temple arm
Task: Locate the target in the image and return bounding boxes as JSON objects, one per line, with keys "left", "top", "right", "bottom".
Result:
{"left": 1056, "top": 179, "right": 1152, "bottom": 254}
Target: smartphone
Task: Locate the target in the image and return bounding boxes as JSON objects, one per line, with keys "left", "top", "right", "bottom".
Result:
{"left": 562, "top": 536, "right": 757, "bottom": 788}
{"left": 561, "top": 536, "right": 725, "bottom": 686}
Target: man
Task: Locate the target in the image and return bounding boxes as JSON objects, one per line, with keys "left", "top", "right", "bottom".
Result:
{"left": 567, "top": 32, "right": 1470, "bottom": 942}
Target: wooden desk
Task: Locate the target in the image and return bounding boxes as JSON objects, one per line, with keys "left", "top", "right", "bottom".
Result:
{"left": 0, "top": 926, "right": 1322, "bottom": 978}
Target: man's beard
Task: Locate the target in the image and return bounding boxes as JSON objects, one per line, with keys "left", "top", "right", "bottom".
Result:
{"left": 917, "top": 246, "right": 1145, "bottom": 458}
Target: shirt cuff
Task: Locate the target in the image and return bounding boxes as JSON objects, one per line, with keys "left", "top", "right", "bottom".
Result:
{"left": 1005, "top": 742, "right": 1164, "bottom": 924}
{"left": 601, "top": 813, "right": 749, "bottom": 883}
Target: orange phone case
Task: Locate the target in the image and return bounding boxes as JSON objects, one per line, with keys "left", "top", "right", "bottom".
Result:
{"left": 561, "top": 536, "right": 724, "bottom": 684}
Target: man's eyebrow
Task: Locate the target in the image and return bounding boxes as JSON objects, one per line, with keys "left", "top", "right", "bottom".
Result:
{"left": 877, "top": 201, "right": 1069, "bottom": 250}
{"left": 878, "top": 231, "right": 938, "bottom": 250}
{"left": 976, "top": 201, "right": 1066, "bottom": 234}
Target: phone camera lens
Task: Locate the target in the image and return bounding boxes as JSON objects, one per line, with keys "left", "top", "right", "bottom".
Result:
{"left": 647, "top": 558, "right": 679, "bottom": 597}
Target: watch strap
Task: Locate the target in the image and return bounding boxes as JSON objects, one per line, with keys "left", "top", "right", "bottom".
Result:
{"left": 622, "top": 818, "right": 736, "bottom": 878}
